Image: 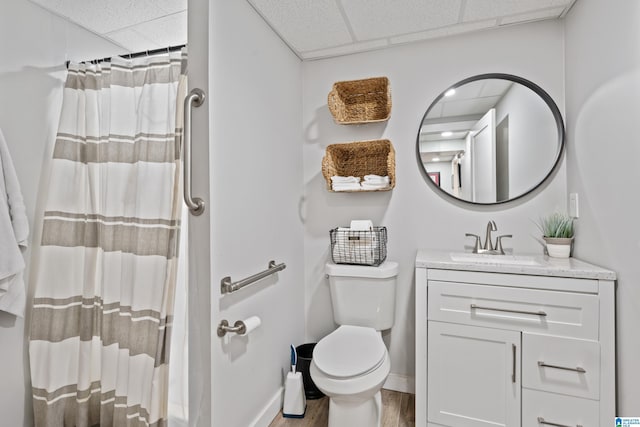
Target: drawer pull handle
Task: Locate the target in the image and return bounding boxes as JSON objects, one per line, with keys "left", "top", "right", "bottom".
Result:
{"left": 537, "top": 416, "right": 583, "bottom": 427}
{"left": 512, "top": 344, "right": 516, "bottom": 383}
{"left": 470, "top": 304, "right": 547, "bottom": 317}
{"left": 538, "top": 361, "right": 586, "bottom": 373}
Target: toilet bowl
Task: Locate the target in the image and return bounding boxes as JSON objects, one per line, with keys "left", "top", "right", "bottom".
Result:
{"left": 312, "top": 261, "right": 398, "bottom": 426}
{"left": 310, "top": 326, "right": 391, "bottom": 427}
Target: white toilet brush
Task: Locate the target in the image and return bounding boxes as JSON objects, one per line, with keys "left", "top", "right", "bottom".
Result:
{"left": 283, "top": 345, "right": 306, "bottom": 418}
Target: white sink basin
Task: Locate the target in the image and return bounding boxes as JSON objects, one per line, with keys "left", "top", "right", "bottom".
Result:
{"left": 449, "top": 252, "right": 541, "bottom": 266}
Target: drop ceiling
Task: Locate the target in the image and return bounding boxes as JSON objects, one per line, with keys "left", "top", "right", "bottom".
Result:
{"left": 27, "top": 0, "right": 575, "bottom": 60}
{"left": 28, "top": 0, "right": 187, "bottom": 53}
{"left": 248, "top": 0, "right": 577, "bottom": 60}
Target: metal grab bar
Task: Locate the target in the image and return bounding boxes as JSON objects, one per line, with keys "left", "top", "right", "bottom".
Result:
{"left": 183, "top": 88, "right": 206, "bottom": 216}
{"left": 221, "top": 261, "right": 286, "bottom": 294}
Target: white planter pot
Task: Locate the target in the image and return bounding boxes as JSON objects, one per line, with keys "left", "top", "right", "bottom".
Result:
{"left": 543, "top": 237, "right": 573, "bottom": 258}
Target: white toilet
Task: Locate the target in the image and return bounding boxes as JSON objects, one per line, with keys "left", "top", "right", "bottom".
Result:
{"left": 310, "top": 261, "right": 398, "bottom": 427}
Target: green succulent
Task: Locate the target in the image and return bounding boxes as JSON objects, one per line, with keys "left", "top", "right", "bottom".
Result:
{"left": 537, "top": 212, "right": 574, "bottom": 238}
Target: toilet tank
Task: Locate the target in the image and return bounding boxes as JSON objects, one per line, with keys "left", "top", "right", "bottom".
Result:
{"left": 325, "top": 261, "right": 398, "bottom": 330}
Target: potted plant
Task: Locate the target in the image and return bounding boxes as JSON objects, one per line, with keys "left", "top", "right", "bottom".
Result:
{"left": 537, "top": 212, "right": 575, "bottom": 258}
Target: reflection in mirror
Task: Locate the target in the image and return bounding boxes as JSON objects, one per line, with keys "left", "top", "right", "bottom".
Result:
{"left": 417, "top": 74, "right": 564, "bottom": 204}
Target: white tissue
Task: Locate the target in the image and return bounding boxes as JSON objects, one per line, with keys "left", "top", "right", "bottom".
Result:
{"left": 350, "top": 220, "right": 373, "bottom": 231}
{"left": 240, "top": 316, "right": 261, "bottom": 336}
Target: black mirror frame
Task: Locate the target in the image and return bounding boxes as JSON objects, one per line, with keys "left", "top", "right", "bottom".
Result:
{"left": 416, "top": 73, "right": 565, "bottom": 205}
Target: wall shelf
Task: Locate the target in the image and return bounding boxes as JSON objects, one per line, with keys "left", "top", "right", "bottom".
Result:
{"left": 321, "top": 139, "right": 396, "bottom": 192}
{"left": 327, "top": 77, "right": 391, "bottom": 124}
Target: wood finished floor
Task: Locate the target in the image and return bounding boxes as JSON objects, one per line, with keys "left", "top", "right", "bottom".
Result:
{"left": 268, "top": 389, "right": 415, "bottom": 427}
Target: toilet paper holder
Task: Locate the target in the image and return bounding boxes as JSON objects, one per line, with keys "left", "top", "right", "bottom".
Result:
{"left": 217, "top": 316, "right": 261, "bottom": 337}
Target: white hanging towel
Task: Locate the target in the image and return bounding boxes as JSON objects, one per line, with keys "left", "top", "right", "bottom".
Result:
{"left": 0, "top": 128, "right": 29, "bottom": 317}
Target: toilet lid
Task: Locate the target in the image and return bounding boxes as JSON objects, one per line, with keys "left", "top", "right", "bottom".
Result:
{"left": 313, "top": 325, "right": 386, "bottom": 379}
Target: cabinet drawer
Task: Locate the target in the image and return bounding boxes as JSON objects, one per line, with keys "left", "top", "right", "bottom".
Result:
{"left": 522, "top": 389, "right": 599, "bottom": 427}
{"left": 428, "top": 281, "right": 599, "bottom": 339}
{"left": 523, "top": 333, "right": 600, "bottom": 400}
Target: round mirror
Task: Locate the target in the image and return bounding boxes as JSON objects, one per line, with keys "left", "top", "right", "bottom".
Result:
{"left": 417, "top": 73, "right": 564, "bottom": 204}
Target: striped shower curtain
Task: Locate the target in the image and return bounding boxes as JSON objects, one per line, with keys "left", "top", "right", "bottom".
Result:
{"left": 29, "top": 51, "right": 187, "bottom": 427}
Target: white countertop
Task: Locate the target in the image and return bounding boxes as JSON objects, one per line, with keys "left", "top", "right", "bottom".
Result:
{"left": 415, "top": 249, "right": 616, "bottom": 280}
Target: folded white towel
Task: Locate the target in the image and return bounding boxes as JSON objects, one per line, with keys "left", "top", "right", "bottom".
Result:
{"left": 361, "top": 182, "right": 390, "bottom": 190}
{"left": 331, "top": 175, "right": 361, "bottom": 183}
{"left": 0, "top": 128, "right": 29, "bottom": 317}
{"left": 363, "top": 174, "right": 389, "bottom": 184}
{"left": 332, "top": 182, "right": 362, "bottom": 191}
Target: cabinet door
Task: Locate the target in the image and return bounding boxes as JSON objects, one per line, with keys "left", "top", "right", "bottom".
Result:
{"left": 428, "top": 322, "right": 521, "bottom": 427}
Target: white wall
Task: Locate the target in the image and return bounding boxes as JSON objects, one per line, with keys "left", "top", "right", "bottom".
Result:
{"left": 564, "top": 0, "right": 640, "bottom": 415}
{"left": 209, "top": 1, "right": 304, "bottom": 426}
{"left": 495, "top": 83, "right": 559, "bottom": 197}
{"left": 302, "top": 21, "right": 567, "bottom": 387}
{"left": 0, "top": 1, "right": 122, "bottom": 425}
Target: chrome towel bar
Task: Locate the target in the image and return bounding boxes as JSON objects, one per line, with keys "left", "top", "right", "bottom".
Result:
{"left": 221, "top": 260, "right": 286, "bottom": 294}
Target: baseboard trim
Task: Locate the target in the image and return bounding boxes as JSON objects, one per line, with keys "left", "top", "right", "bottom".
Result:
{"left": 250, "top": 387, "right": 283, "bottom": 427}
{"left": 383, "top": 373, "right": 415, "bottom": 394}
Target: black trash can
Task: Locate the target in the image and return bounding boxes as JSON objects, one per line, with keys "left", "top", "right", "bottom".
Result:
{"left": 296, "top": 343, "right": 325, "bottom": 399}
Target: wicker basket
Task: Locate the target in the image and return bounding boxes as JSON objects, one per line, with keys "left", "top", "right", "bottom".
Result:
{"left": 321, "top": 139, "right": 396, "bottom": 192}
{"left": 327, "top": 77, "right": 391, "bottom": 124}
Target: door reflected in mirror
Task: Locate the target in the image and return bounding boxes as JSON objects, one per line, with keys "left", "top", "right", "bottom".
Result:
{"left": 417, "top": 74, "right": 564, "bottom": 204}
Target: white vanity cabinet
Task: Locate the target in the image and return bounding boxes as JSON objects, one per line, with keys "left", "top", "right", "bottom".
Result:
{"left": 415, "top": 250, "right": 616, "bottom": 427}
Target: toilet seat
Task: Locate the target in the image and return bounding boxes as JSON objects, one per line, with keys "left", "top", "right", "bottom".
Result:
{"left": 313, "top": 325, "right": 386, "bottom": 379}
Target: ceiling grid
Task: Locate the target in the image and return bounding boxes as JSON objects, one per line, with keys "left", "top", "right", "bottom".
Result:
{"left": 27, "top": 0, "right": 576, "bottom": 60}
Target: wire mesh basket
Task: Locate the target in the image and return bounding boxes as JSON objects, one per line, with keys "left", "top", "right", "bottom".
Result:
{"left": 329, "top": 227, "right": 387, "bottom": 266}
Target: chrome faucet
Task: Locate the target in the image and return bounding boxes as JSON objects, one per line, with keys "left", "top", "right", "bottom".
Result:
{"left": 484, "top": 220, "right": 497, "bottom": 251}
{"left": 465, "top": 221, "right": 512, "bottom": 254}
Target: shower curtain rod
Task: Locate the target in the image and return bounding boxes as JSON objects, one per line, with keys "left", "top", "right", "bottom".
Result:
{"left": 65, "top": 43, "right": 186, "bottom": 69}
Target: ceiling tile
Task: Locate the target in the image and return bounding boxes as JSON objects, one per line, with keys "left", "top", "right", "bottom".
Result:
{"left": 476, "top": 79, "right": 513, "bottom": 98}
{"left": 389, "top": 19, "right": 496, "bottom": 45}
{"left": 248, "top": 0, "right": 353, "bottom": 52}
{"left": 341, "top": 0, "right": 462, "bottom": 40}
{"left": 500, "top": 7, "right": 566, "bottom": 25}
{"left": 154, "top": 0, "right": 188, "bottom": 15}
{"left": 301, "top": 39, "right": 389, "bottom": 60}
{"left": 132, "top": 12, "right": 187, "bottom": 49}
{"left": 105, "top": 28, "right": 162, "bottom": 52}
{"left": 30, "top": 0, "right": 170, "bottom": 33}
{"left": 463, "top": 0, "right": 571, "bottom": 22}
{"left": 441, "top": 96, "right": 503, "bottom": 117}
